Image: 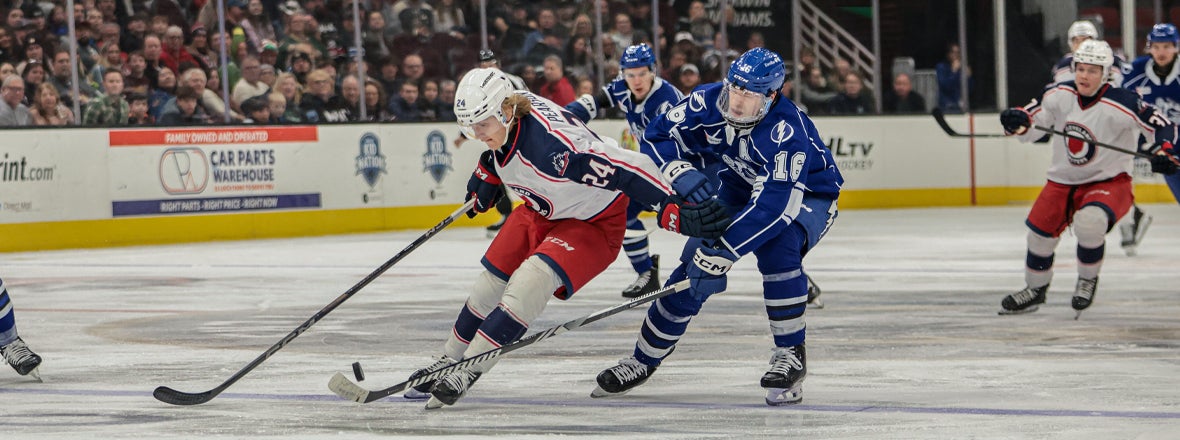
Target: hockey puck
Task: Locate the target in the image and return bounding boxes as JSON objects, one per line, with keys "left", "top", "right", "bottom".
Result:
{"left": 352, "top": 362, "right": 365, "bottom": 382}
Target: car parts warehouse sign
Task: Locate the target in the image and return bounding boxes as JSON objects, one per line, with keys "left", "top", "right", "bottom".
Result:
{"left": 108, "top": 127, "right": 322, "bottom": 217}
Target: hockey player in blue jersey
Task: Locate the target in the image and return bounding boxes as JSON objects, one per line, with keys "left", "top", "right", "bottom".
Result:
{"left": 1124, "top": 23, "right": 1180, "bottom": 232}
{"left": 591, "top": 48, "right": 843, "bottom": 405}
{"left": 565, "top": 43, "right": 684, "bottom": 298}
{"left": 403, "top": 68, "right": 731, "bottom": 409}
{"left": 0, "top": 277, "right": 42, "bottom": 380}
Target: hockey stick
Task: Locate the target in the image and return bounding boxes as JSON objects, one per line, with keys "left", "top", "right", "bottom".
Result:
{"left": 931, "top": 108, "right": 1008, "bottom": 138}
{"left": 934, "top": 108, "right": 1154, "bottom": 158}
{"left": 328, "top": 279, "right": 692, "bottom": 404}
{"left": 1031, "top": 125, "right": 1153, "bottom": 159}
{"left": 153, "top": 199, "right": 477, "bottom": 406}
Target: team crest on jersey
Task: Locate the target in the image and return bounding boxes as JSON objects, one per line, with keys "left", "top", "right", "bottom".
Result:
{"left": 508, "top": 184, "right": 554, "bottom": 217}
{"left": 355, "top": 133, "right": 387, "bottom": 188}
{"left": 551, "top": 151, "right": 570, "bottom": 174}
{"left": 770, "top": 120, "right": 794, "bottom": 145}
{"left": 1062, "top": 123, "right": 1098, "bottom": 166}
{"left": 688, "top": 91, "right": 707, "bottom": 112}
{"left": 422, "top": 130, "right": 453, "bottom": 185}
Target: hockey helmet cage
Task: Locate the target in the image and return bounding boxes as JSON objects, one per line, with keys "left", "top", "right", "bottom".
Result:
{"left": 719, "top": 47, "right": 785, "bottom": 129}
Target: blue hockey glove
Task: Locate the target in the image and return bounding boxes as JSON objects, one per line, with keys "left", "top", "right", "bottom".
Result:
{"left": 999, "top": 108, "right": 1031, "bottom": 135}
{"left": 686, "top": 240, "right": 738, "bottom": 300}
{"left": 465, "top": 149, "right": 503, "bottom": 218}
{"left": 661, "top": 160, "right": 714, "bottom": 204}
{"left": 658, "top": 197, "right": 731, "bottom": 238}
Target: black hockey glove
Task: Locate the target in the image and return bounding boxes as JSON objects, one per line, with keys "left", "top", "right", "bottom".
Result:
{"left": 999, "top": 108, "right": 1031, "bottom": 135}
{"left": 657, "top": 196, "right": 731, "bottom": 239}
{"left": 1148, "top": 141, "right": 1180, "bottom": 175}
{"left": 465, "top": 149, "right": 504, "bottom": 218}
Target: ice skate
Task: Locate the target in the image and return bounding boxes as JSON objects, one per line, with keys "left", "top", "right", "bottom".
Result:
{"left": 761, "top": 344, "right": 806, "bottom": 405}
{"left": 999, "top": 284, "right": 1048, "bottom": 315}
{"left": 1072, "top": 277, "right": 1098, "bottom": 320}
{"left": 1118, "top": 206, "right": 1152, "bottom": 256}
{"left": 621, "top": 255, "right": 659, "bottom": 298}
{"left": 403, "top": 355, "right": 457, "bottom": 400}
{"left": 591, "top": 357, "right": 657, "bottom": 398}
{"left": 424, "top": 369, "right": 481, "bottom": 409}
{"left": 805, "top": 273, "right": 823, "bottom": 309}
{"left": 1, "top": 337, "right": 42, "bottom": 381}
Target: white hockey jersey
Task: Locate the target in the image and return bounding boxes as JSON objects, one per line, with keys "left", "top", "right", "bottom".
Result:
{"left": 490, "top": 91, "right": 673, "bottom": 221}
{"left": 1017, "top": 82, "right": 1172, "bottom": 185}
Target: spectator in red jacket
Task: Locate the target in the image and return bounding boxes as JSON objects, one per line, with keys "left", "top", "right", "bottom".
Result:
{"left": 159, "top": 25, "right": 198, "bottom": 74}
{"left": 537, "top": 54, "right": 574, "bottom": 106}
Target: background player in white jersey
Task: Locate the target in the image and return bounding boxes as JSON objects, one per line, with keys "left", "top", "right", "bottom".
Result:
{"left": 999, "top": 40, "right": 1178, "bottom": 319}
{"left": 0, "top": 276, "right": 42, "bottom": 379}
{"left": 565, "top": 43, "right": 683, "bottom": 298}
{"left": 1123, "top": 23, "right": 1180, "bottom": 233}
{"left": 592, "top": 48, "right": 843, "bottom": 405}
{"left": 403, "top": 68, "right": 731, "bottom": 409}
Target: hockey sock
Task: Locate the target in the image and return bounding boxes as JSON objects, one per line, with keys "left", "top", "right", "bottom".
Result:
{"left": 623, "top": 218, "right": 653, "bottom": 274}
{"left": 444, "top": 271, "right": 507, "bottom": 359}
{"left": 0, "top": 278, "right": 17, "bottom": 345}
{"left": 763, "top": 268, "right": 808, "bottom": 347}
{"left": 1073, "top": 206, "right": 1109, "bottom": 280}
{"left": 634, "top": 292, "right": 701, "bottom": 366}
{"left": 1024, "top": 230, "right": 1059, "bottom": 288}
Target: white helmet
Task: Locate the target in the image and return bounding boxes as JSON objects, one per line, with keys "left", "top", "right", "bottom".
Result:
{"left": 455, "top": 68, "right": 516, "bottom": 138}
{"left": 1068, "top": 20, "right": 1098, "bottom": 40}
{"left": 1071, "top": 39, "right": 1114, "bottom": 77}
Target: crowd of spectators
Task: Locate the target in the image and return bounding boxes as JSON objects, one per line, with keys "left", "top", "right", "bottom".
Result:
{"left": 0, "top": 0, "right": 952, "bottom": 128}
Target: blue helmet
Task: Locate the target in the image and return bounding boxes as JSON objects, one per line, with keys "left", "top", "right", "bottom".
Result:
{"left": 725, "top": 47, "right": 786, "bottom": 96}
{"left": 1148, "top": 23, "right": 1179, "bottom": 44}
{"left": 619, "top": 43, "right": 656, "bottom": 70}
{"left": 719, "top": 48, "right": 785, "bottom": 129}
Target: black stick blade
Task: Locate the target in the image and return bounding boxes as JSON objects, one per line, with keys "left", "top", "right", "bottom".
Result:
{"left": 153, "top": 386, "right": 218, "bottom": 405}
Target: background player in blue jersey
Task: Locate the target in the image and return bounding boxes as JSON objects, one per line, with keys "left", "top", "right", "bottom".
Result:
{"left": 0, "top": 276, "right": 42, "bottom": 380}
{"left": 1123, "top": 23, "right": 1180, "bottom": 240}
{"left": 404, "top": 68, "right": 730, "bottom": 409}
{"left": 566, "top": 43, "right": 684, "bottom": 298}
{"left": 591, "top": 48, "right": 843, "bottom": 406}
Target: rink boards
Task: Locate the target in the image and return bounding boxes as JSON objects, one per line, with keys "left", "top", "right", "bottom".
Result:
{"left": 0, "top": 114, "right": 1171, "bottom": 252}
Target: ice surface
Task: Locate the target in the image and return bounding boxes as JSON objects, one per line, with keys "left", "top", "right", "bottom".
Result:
{"left": 2, "top": 204, "right": 1179, "bottom": 439}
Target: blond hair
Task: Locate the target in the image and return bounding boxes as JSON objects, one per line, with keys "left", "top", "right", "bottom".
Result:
{"left": 503, "top": 93, "right": 531, "bottom": 121}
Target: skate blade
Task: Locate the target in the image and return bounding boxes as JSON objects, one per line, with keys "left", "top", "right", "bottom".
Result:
{"left": 424, "top": 396, "right": 446, "bottom": 410}
{"left": 403, "top": 388, "right": 430, "bottom": 400}
{"left": 998, "top": 305, "right": 1040, "bottom": 315}
{"left": 1074, "top": 310, "right": 1083, "bottom": 320}
{"left": 1122, "top": 245, "right": 1138, "bottom": 257}
{"left": 764, "top": 385, "right": 802, "bottom": 406}
{"left": 28, "top": 367, "right": 42, "bottom": 383}
{"left": 808, "top": 296, "right": 824, "bottom": 309}
{"left": 590, "top": 385, "right": 630, "bottom": 399}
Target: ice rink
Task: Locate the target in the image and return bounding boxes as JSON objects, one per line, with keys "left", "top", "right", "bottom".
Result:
{"left": 2, "top": 203, "right": 1179, "bottom": 439}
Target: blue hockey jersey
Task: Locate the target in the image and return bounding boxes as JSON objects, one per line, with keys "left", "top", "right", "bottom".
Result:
{"left": 1122, "top": 55, "right": 1180, "bottom": 122}
{"left": 643, "top": 83, "right": 844, "bottom": 255}
{"left": 565, "top": 75, "right": 683, "bottom": 136}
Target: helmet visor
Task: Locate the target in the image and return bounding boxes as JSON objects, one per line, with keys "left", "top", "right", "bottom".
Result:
{"left": 718, "top": 81, "right": 773, "bottom": 127}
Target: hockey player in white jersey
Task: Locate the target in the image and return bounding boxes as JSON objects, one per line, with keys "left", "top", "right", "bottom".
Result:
{"left": 591, "top": 48, "right": 842, "bottom": 405}
{"left": 0, "top": 276, "right": 42, "bottom": 379}
{"left": 403, "top": 68, "right": 731, "bottom": 409}
{"left": 565, "top": 43, "right": 683, "bottom": 298}
{"left": 999, "top": 40, "right": 1179, "bottom": 318}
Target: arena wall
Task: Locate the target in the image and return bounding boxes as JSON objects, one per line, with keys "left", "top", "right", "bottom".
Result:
{"left": 0, "top": 114, "right": 1171, "bottom": 252}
